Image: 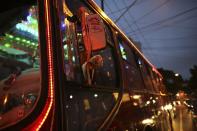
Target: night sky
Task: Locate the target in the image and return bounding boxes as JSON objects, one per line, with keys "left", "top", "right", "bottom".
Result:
{"left": 95, "top": 0, "right": 197, "bottom": 79}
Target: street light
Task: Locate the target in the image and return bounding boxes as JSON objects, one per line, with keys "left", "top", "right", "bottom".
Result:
{"left": 175, "top": 73, "right": 179, "bottom": 77}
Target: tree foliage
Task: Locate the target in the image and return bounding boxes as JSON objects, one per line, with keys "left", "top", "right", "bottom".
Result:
{"left": 158, "top": 68, "right": 184, "bottom": 95}
{"left": 189, "top": 65, "right": 197, "bottom": 93}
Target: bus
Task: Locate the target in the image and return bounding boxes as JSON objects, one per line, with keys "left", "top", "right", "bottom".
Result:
{"left": 0, "top": 0, "right": 173, "bottom": 130}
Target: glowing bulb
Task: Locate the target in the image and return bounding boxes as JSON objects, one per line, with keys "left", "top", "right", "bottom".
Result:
{"left": 94, "top": 94, "right": 98, "bottom": 98}
{"left": 69, "top": 95, "right": 73, "bottom": 99}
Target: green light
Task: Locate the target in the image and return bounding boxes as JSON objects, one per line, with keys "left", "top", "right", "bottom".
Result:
{"left": 4, "top": 43, "right": 11, "bottom": 47}
{"left": 27, "top": 41, "right": 30, "bottom": 44}
{"left": 65, "top": 54, "right": 68, "bottom": 59}
{"left": 31, "top": 19, "right": 37, "bottom": 25}
{"left": 16, "top": 21, "right": 38, "bottom": 37}
{"left": 27, "top": 16, "right": 37, "bottom": 24}
{"left": 22, "top": 39, "right": 26, "bottom": 42}
{"left": 72, "top": 56, "right": 75, "bottom": 62}
{"left": 8, "top": 35, "right": 13, "bottom": 39}
{"left": 16, "top": 37, "right": 20, "bottom": 41}
{"left": 64, "top": 44, "right": 68, "bottom": 50}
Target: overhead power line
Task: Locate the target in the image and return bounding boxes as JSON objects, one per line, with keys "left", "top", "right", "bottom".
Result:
{"left": 115, "top": 0, "right": 138, "bottom": 23}
{"left": 120, "top": 0, "right": 163, "bottom": 66}
{"left": 109, "top": 5, "right": 131, "bottom": 15}
{"left": 127, "top": 14, "right": 197, "bottom": 35}
{"left": 127, "top": 6, "right": 197, "bottom": 34}
{"left": 131, "top": 0, "right": 171, "bottom": 24}
{"left": 112, "top": 0, "right": 139, "bottom": 40}
{"left": 143, "top": 46, "right": 197, "bottom": 50}
{"left": 146, "top": 35, "right": 197, "bottom": 41}
{"left": 108, "top": 0, "right": 147, "bottom": 15}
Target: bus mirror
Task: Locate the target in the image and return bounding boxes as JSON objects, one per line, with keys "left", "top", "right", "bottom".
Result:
{"left": 84, "top": 14, "right": 106, "bottom": 51}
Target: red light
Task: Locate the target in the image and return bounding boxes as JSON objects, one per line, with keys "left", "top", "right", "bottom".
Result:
{"left": 23, "top": 0, "right": 54, "bottom": 130}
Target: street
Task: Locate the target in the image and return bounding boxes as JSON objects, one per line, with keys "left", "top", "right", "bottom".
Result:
{"left": 172, "top": 104, "right": 196, "bottom": 131}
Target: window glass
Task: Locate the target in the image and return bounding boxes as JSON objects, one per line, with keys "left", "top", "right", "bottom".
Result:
{"left": 0, "top": 5, "right": 40, "bottom": 128}
{"left": 63, "top": 14, "right": 118, "bottom": 88}
{"left": 149, "top": 70, "right": 160, "bottom": 93}
{"left": 60, "top": 4, "right": 120, "bottom": 130}
{"left": 62, "top": 20, "right": 82, "bottom": 83}
{"left": 155, "top": 74, "right": 163, "bottom": 92}
{"left": 104, "top": 24, "right": 114, "bottom": 46}
{"left": 64, "top": 89, "right": 118, "bottom": 131}
{"left": 118, "top": 37, "right": 144, "bottom": 90}
{"left": 91, "top": 45, "right": 117, "bottom": 87}
{"left": 137, "top": 58, "right": 155, "bottom": 92}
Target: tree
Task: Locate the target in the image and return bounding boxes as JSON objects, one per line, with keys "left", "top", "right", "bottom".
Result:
{"left": 158, "top": 68, "right": 184, "bottom": 95}
{"left": 189, "top": 65, "right": 197, "bottom": 94}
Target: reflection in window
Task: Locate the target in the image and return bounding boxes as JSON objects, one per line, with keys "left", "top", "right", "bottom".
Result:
{"left": 118, "top": 37, "right": 145, "bottom": 90}
{"left": 104, "top": 23, "right": 114, "bottom": 45}
{"left": 119, "top": 43, "right": 127, "bottom": 60}
{"left": 0, "top": 5, "right": 40, "bottom": 128}
{"left": 63, "top": 16, "right": 118, "bottom": 87}
{"left": 62, "top": 20, "right": 82, "bottom": 82}
{"left": 137, "top": 58, "right": 155, "bottom": 92}
{"left": 91, "top": 46, "right": 117, "bottom": 87}
{"left": 65, "top": 90, "right": 118, "bottom": 131}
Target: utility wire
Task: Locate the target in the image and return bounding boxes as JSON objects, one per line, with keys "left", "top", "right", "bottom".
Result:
{"left": 127, "top": 13, "right": 197, "bottom": 35}
{"left": 115, "top": 0, "right": 138, "bottom": 23}
{"left": 131, "top": 0, "right": 171, "bottom": 25}
{"left": 108, "top": 0, "right": 147, "bottom": 15}
{"left": 127, "top": 6, "right": 197, "bottom": 34}
{"left": 146, "top": 35, "right": 197, "bottom": 41}
{"left": 143, "top": 46, "right": 197, "bottom": 50}
{"left": 113, "top": 0, "right": 171, "bottom": 30}
{"left": 112, "top": 0, "right": 140, "bottom": 40}
{"left": 120, "top": 0, "right": 163, "bottom": 67}
{"left": 108, "top": 0, "right": 148, "bottom": 15}
{"left": 109, "top": 5, "right": 133, "bottom": 15}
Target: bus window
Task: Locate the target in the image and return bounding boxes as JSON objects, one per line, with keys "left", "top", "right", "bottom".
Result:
{"left": 104, "top": 23, "right": 114, "bottom": 46}
{"left": 151, "top": 71, "right": 161, "bottom": 93}
{"left": 90, "top": 22, "right": 117, "bottom": 87}
{"left": 64, "top": 90, "right": 118, "bottom": 131}
{"left": 117, "top": 37, "right": 144, "bottom": 90}
{"left": 62, "top": 18, "right": 82, "bottom": 83}
{"left": 61, "top": 2, "right": 120, "bottom": 131}
{"left": 136, "top": 57, "right": 155, "bottom": 93}
{"left": 145, "top": 65, "right": 158, "bottom": 93}
{"left": 63, "top": 10, "right": 118, "bottom": 87}
{"left": 0, "top": 5, "right": 40, "bottom": 129}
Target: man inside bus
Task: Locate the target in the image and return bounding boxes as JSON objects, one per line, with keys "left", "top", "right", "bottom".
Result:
{"left": 82, "top": 54, "right": 103, "bottom": 85}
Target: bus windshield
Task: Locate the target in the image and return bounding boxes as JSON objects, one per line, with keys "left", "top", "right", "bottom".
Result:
{"left": 0, "top": 4, "right": 40, "bottom": 129}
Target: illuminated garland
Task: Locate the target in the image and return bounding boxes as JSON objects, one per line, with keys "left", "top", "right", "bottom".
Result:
{"left": 2, "top": 34, "right": 38, "bottom": 49}
{"left": 16, "top": 14, "right": 38, "bottom": 37}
